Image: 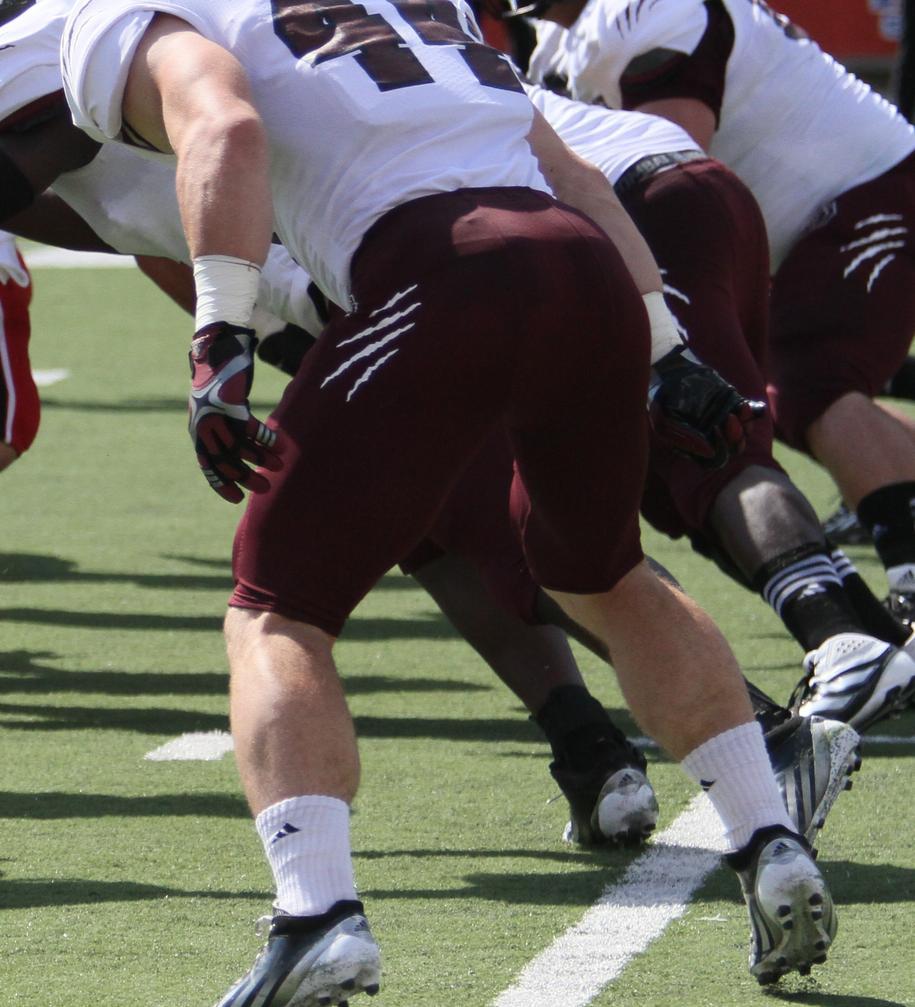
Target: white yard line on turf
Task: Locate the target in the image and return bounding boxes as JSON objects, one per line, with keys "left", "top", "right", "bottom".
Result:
{"left": 145, "top": 728, "right": 914, "bottom": 1006}
{"left": 492, "top": 793, "right": 726, "bottom": 1007}
{"left": 144, "top": 731, "right": 915, "bottom": 764}
{"left": 23, "top": 247, "right": 134, "bottom": 269}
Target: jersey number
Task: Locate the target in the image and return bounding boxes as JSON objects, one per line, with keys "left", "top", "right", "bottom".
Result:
{"left": 271, "top": 0, "right": 522, "bottom": 92}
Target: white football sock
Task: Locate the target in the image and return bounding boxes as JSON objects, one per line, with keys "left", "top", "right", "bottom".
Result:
{"left": 255, "top": 795, "right": 358, "bottom": 916}
{"left": 681, "top": 721, "right": 793, "bottom": 851}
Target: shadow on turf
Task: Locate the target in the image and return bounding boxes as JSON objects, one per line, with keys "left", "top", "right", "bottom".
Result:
{"left": 360, "top": 856, "right": 915, "bottom": 908}
{"left": 0, "top": 699, "right": 566, "bottom": 744}
{"left": 0, "top": 649, "right": 488, "bottom": 699}
{"left": 40, "top": 394, "right": 285, "bottom": 414}
{"left": 0, "top": 877, "right": 268, "bottom": 909}
{"left": 0, "top": 551, "right": 232, "bottom": 591}
{"left": 162, "top": 553, "right": 421, "bottom": 590}
{"left": 0, "top": 605, "right": 460, "bottom": 640}
{"left": 762, "top": 991, "right": 907, "bottom": 1007}
{"left": 39, "top": 395, "right": 187, "bottom": 414}
{"left": 0, "top": 552, "right": 417, "bottom": 592}
{"left": 0, "top": 791, "right": 248, "bottom": 819}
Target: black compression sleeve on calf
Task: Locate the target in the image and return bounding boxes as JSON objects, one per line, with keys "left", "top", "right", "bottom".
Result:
{"left": 534, "top": 685, "right": 643, "bottom": 773}
{"left": 0, "top": 148, "right": 35, "bottom": 221}
{"left": 857, "top": 481, "right": 915, "bottom": 569}
{"left": 831, "top": 548, "right": 911, "bottom": 645}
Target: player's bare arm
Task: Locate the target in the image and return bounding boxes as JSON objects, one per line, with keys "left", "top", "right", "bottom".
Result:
{"left": 118, "top": 14, "right": 284, "bottom": 504}
{"left": 526, "top": 107, "right": 665, "bottom": 300}
{"left": 526, "top": 108, "right": 761, "bottom": 465}
{"left": 4, "top": 191, "right": 116, "bottom": 252}
{"left": 122, "top": 13, "right": 272, "bottom": 264}
{"left": 0, "top": 114, "right": 100, "bottom": 222}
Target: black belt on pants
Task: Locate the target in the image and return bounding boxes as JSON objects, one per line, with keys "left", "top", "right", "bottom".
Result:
{"left": 613, "top": 149, "right": 708, "bottom": 199}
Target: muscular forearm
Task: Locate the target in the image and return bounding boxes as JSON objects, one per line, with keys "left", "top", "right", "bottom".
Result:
{"left": 172, "top": 112, "right": 272, "bottom": 263}
{"left": 123, "top": 14, "right": 273, "bottom": 265}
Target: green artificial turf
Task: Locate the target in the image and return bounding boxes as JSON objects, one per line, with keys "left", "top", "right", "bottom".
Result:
{"left": 1, "top": 264, "right": 912, "bottom": 1006}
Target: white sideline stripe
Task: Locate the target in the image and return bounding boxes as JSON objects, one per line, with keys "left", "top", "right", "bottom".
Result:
{"left": 144, "top": 731, "right": 234, "bottom": 761}
{"left": 23, "top": 248, "right": 134, "bottom": 269}
{"left": 492, "top": 794, "right": 727, "bottom": 1007}
{"left": 33, "top": 368, "right": 70, "bottom": 387}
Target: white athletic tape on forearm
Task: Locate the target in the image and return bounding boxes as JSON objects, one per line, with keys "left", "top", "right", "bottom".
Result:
{"left": 193, "top": 255, "right": 262, "bottom": 329}
{"left": 643, "top": 290, "right": 683, "bottom": 364}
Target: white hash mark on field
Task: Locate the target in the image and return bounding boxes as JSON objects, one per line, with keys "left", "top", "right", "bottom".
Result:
{"left": 492, "top": 793, "right": 726, "bottom": 1007}
{"left": 144, "top": 731, "right": 234, "bottom": 761}
{"left": 33, "top": 369, "right": 70, "bottom": 387}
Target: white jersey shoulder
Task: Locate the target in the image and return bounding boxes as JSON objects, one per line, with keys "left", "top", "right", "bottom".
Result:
{"left": 0, "top": 3, "right": 188, "bottom": 263}
{"left": 529, "top": 0, "right": 706, "bottom": 108}
{"left": 709, "top": 0, "right": 915, "bottom": 266}
{"left": 530, "top": 0, "right": 915, "bottom": 268}
{"left": 62, "top": 0, "right": 549, "bottom": 308}
{"left": 0, "top": 0, "right": 73, "bottom": 126}
{"left": 528, "top": 83, "right": 699, "bottom": 185}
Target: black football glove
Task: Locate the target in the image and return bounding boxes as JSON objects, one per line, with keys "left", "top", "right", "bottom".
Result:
{"left": 648, "top": 346, "right": 766, "bottom": 469}
{"left": 188, "top": 321, "right": 284, "bottom": 503}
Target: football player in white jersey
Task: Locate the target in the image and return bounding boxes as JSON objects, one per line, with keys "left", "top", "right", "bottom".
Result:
{"left": 0, "top": 0, "right": 668, "bottom": 852}
{"left": 521, "top": 0, "right": 915, "bottom": 715}
{"left": 0, "top": 0, "right": 326, "bottom": 329}
{"left": 525, "top": 80, "right": 915, "bottom": 732}
{"left": 60, "top": 0, "right": 833, "bottom": 999}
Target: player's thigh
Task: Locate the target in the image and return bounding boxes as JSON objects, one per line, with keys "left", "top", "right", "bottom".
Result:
{"left": 769, "top": 166, "right": 915, "bottom": 448}
{"left": 232, "top": 268, "right": 514, "bottom": 635}
{"left": 506, "top": 235, "right": 651, "bottom": 595}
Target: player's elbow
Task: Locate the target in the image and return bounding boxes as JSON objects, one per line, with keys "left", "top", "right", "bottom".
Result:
{"left": 181, "top": 103, "right": 268, "bottom": 173}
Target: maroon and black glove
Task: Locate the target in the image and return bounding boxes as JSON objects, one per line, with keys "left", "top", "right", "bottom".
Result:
{"left": 188, "top": 321, "right": 284, "bottom": 503}
{"left": 648, "top": 346, "right": 766, "bottom": 469}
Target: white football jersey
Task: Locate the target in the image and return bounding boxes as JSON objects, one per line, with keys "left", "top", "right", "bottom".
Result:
{"left": 62, "top": 0, "right": 550, "bottom": 308}
{"left": 0, "top": 2, "right": 319, "bottom": 328}
{"left": 0, "top": 0, "right": 73, "bottom": 128}
{"left": 0, "top": 231, "right": 28, "bottom": 286}
{"left": 530, "top": 0, "right": 915, "bottom": 267}
{"left": 528, "top": 83, "right": 699, "bottom": 185}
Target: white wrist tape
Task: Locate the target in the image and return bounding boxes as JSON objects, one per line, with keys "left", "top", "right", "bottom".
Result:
{"left": 643, "top": 290, "right": 683, "bottom": 364}
{"left": 193, "top": 255, "right": 262, "bottom": 330}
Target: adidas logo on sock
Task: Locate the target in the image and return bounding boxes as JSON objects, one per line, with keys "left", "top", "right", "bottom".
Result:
{"left": 270, "top": 822, "right": 301, "bottom": 845}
